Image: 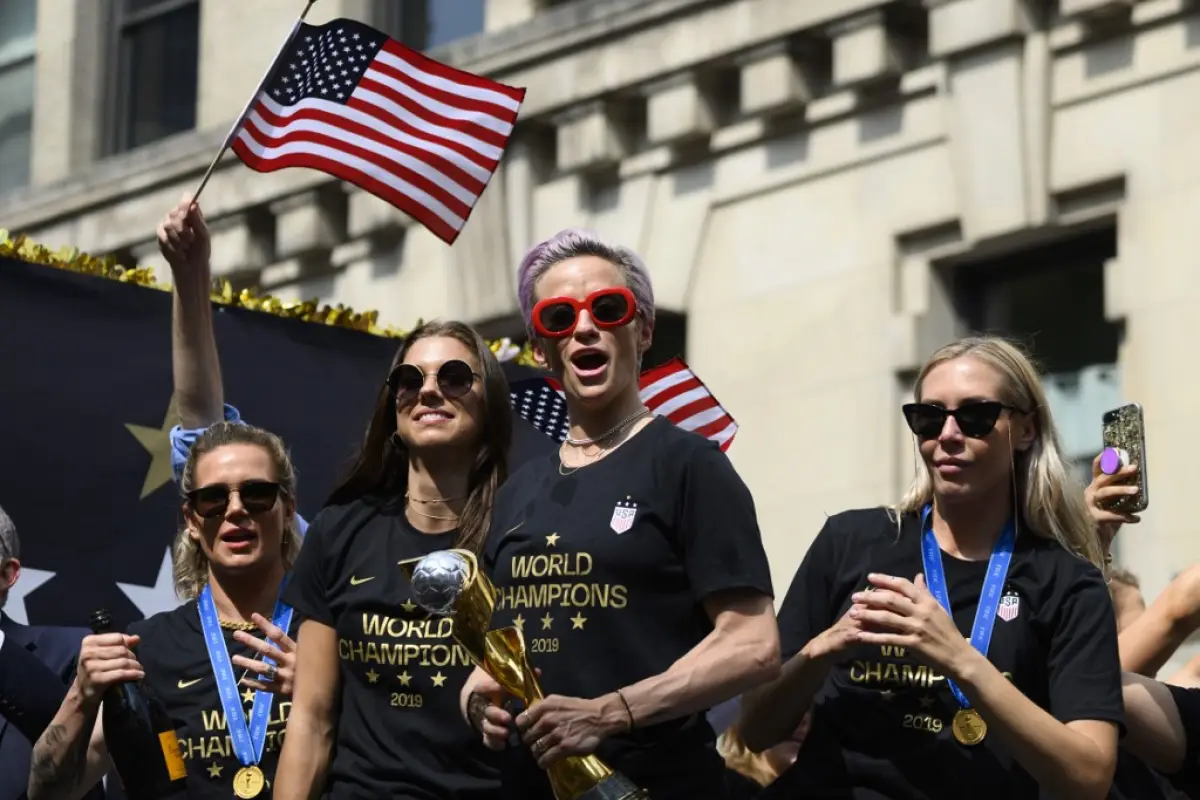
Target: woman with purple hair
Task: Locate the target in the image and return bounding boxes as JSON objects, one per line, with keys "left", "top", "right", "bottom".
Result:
{"left": 458, "top": 229, "right": 780, "bottom": 799}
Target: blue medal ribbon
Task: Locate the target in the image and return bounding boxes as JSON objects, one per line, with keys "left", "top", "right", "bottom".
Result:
{"left": 197, "top": 580, "right": 294, "bottom": 768}
{"left": 918, "top": 505, "right": 1014, "bottom": 712}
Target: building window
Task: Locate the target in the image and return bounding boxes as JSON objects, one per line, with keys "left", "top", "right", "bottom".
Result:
{"left": 379, "top": 0, "right": 485, "bottom": 51}
{"left": 109, "top": 0, "right": 199, "bottom": 154}
{"left": 0, "top": 0, "right": 37, "bottom": 194}
{"left": 952, "top": 227, "right": 1124, "bottom": 555}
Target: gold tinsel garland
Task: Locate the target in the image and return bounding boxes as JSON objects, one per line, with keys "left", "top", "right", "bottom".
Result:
{"left": 0, "top": 230, "right": 537, "bottom": 366}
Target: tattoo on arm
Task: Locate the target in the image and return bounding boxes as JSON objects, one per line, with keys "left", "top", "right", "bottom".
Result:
{"left": 29, "top": 717, "right": 96, "bottom": 799}
{"left": 467, "top": 692, "right": 491, "bottom": 733}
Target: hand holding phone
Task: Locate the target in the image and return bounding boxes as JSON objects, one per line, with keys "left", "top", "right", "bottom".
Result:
{"left": 1099, "top": 403, "right": 1149, "bottom": 514}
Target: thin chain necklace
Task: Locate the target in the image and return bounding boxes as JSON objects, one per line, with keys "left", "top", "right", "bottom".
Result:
{"left": 559, "top": 410, "right": 650, "bottom": 475}
{"left": 564, "top": 407, "right": 650, "bottom": 447}
{"left": 405, "top": 492, "right": 460, "bottom": 521}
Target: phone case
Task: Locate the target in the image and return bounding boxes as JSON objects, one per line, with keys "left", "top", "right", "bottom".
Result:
{"left": 1101, "top": 403, "right": 1149, "bottom": 513}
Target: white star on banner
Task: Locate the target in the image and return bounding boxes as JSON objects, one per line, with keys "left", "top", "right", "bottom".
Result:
{"left": 117, "top": 548, "right": 184, "bottom": 620}
{"left": 4, "top": 566, "right": 55, "bottom": 624}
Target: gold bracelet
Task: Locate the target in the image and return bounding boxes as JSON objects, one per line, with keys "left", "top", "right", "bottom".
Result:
{"left": 615, "top": 689, "right": 635, "bottom": 731}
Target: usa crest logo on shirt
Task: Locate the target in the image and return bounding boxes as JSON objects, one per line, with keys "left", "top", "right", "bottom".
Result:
{"left": 997, "top": 592, "right": 1020, "bottom": 622}
{"left": 610, "top": 498, "right": 638, "bottom": 534}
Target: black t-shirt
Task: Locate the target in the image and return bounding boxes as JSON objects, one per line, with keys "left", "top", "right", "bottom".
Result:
{"left": 126, "top": 601, "right": 296, "bottom": 799}
{"left": 763, "top": 508, "right": 1123, "bottom": 800}
{"left": 282, "top": 496, "right": 501, "bottom": 800}
{"left": 484, "top": 417, "right": 774, "bottom": 799}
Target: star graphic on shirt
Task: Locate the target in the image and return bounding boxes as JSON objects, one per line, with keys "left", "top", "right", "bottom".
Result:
{"left": 242, "top": 688, "right": 256, "bottom": 704}
{"left": 124, "top": 394, "right": 179, "bottom": 499}
{"left": 541, "top": 613, "right": 554, "bottom": 630}
{"left": 513, "top": 614, "right": 525, "bottom": 631}
{"left": 918, "top": 695, "right": 935, "bottom": 709}
{"left": 880, "top": 690, "right": 894, "bottom": 702}
{"left": 207, "top": 763, "right": 223, "bottom": 778}
{"left": 366, "top": 669, "right": 380, "bottom": 684}
{"left": 431, "top": 671, "right": 447, "bottom": 688}
{"left": 545, "top": 533, "right": 560, "bottom": 547}
{"left": 401, "top": 600, "right": 417, "bottom": 613}
{"left": 570, "top": 612, "right": 587, "bottom": 630}
{"left": 397, "top": 671, "right": 412, "bottom": 687}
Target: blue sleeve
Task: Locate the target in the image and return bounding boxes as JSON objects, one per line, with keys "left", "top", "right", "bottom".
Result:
{"left": 169, "top": 404, "right": 242, "bottom": 483}
{"left": 170, "top": 404, "right": 309, "bottom": 538}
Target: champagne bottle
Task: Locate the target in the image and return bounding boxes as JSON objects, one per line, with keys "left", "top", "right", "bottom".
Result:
{"left": 90, "top": 610, "right": 189, "bottom": 800}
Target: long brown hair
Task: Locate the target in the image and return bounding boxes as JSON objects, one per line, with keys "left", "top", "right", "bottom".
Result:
{"left": 326, "top": 320, "right": 512, "bottom": 555}
{"left": 176, "top": 422, "right": 302, "bottom": 600}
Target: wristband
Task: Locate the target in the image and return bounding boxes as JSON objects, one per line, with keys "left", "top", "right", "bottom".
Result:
{"left": 615, "top": 688, "right": 635, "bottom": 731}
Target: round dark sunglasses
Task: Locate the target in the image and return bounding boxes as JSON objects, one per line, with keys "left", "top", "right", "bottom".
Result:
{"left": 531, "top": 287, "right": 637, "bottom": 339}
{"left": 185, "top": 480, "right": 284, "bottom": 519}
{"left": 901, "top": 401, "right": 1024, "bottom": 440}
{"left": 387, "top": 359, "right": 480, "bottom": 406}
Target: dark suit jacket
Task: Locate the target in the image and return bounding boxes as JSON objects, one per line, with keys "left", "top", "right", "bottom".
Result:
{"left": 0, "top": 613, "right": 105, "bottom": 800}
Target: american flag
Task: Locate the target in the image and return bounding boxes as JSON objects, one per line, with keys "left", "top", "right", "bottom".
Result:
{"left": 510, "top": 358, "right": 739, "bottom": 451}
{"left": 230, "top": 18, "right": 525, "bottom": 245}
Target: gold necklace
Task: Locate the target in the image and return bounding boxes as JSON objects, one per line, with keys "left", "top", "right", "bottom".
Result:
{"left": 219, "top": 619, "right": 258, "bottom": 632}
{"left": 406, "top": 492, "right": 466, "bottom": 504}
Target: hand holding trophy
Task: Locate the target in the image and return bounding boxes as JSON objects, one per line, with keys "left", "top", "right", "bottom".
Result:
{"left": 400, "top": 550, "right": 648, "bottom": 800}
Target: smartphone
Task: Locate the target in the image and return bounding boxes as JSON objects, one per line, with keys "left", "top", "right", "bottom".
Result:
{"left": 1101, "top": 403, "right": 1149, "bottom": 513}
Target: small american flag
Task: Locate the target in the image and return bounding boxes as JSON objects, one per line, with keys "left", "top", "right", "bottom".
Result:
{"left": 231, "top": 18, "right": 525, "bottom": 244}
{"left": 510, "top": 358, "right": 739, "bottom": 451}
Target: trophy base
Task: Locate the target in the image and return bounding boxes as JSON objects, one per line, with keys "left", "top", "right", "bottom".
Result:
{"left": 576, "top": 772, "right": 650, "bottom": 800}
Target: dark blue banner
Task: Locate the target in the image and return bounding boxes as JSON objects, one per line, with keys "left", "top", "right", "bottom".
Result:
{"left": 0, "top": 256, "right": 553, "bottom": 629}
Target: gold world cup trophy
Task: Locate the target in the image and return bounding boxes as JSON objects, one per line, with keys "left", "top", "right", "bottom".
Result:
{"left": 399, "top": 549, "right": 648, "bottom": 800}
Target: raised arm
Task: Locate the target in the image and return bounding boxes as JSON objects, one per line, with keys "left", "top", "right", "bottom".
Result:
{"left": 28, "top": 633, "right": 139, "bottom": 800}
{"left": 1118, "top": 564, "right": 1200, "bottom": 677}
{"left": 157, "top": 194, "right": 222, "bottom": 429}
{"left": 272, "top": 620, "right": 341, "bottom": 800}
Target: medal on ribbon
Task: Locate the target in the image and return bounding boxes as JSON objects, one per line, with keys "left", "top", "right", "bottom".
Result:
{"left": 198, "top": 581, "right": 294, "bottom": 797}
{"left": 919, "top": 505, "right": 1015, "bottom": 747}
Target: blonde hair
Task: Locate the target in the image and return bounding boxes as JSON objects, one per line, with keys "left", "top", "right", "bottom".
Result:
{"left": 717, "top": 724, "right": 779, "bottom": 787}
{"left": 174, "top": 422, "right": 302, "bottom": 600}
{"left": 895, "top": 336, "right": 1105, "bottom": 572}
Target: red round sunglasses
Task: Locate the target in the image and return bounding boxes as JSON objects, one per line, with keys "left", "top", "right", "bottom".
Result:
{"left": 531, "top": 287, "right": 637, "bottom": 339}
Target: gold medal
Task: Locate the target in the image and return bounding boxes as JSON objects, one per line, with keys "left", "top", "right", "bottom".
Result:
{"left": 233, "top": 765, "right": 265, "bottom": 799}
{"left": 952, "top": 708, "right": 987, "bottom": 746}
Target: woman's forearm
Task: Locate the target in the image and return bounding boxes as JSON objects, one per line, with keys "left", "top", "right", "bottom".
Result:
{"left": 28, "top": 688, "right": 103, "bottom": 800}
{"left": 272, "top": 709, "right": 335, "bottom": 800}
{"left": 1120, "top": 588, "right": 1197, "bottom": 677}
{"left": 619, "top": 602, "right": 779, "bottom": 734}
{"left": 171, "top": 273, "right": 223, "bottom": 429}
{"left": 739, "top": 644, "right": 832, "bottom": 752}
{"left": 956, "top": 651, "right": 1116, "bottom": 798}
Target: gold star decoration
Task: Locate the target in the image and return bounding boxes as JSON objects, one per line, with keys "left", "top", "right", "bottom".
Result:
{"left": 241, "top": 688, "right": 255, "bottom": 704}
{"left": 880, "top": 690, "right": 894, "bottom": 702}
{"left": 513, "top": 614, "right": 525, "bottom": 631}
{"left": 570, "top": 612, "right": 587, "bottom": 630}
{"left": 431, "top": 671, "right": 447, "bottom": 687}
{"left": 918, "top": 695, "right": 935, "bottom": 709}
{"left": 366, "top": 669, "right": 379, "bottom": 684}
{"left": 541, "top": 613, "right": 553, "bottom": 630}
{"left": 545, "top": 533, "right": 560, "bottom": 547}
{"left": 397, "top": 671, "right": 412, "bottom": 687}
{"left": 125, "top": 394, "right": 179, "bottom": 499}
{"left": 207, "top": 763, "right": 223, "bottom": 778}
{"left": 401, "top": 600, "right": 417, "bottom": 613}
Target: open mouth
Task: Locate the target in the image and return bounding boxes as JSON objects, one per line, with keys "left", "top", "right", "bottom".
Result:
{"left": 220, "top": 530, "right": 257, "bottom": 550}
{"left": 570, "top": 350, "right": 609, "bottom": 377}
{"left": 415, "top": 410, "right": 454, "bottom": 423}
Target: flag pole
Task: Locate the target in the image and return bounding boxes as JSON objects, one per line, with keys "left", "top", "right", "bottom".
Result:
{"left": 190, "top": 0, "right": 319, "bottom": 204}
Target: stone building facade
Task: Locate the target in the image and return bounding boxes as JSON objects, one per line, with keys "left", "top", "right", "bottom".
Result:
{"left": 2, "top": 0, "right": 1198, "bottom": 665}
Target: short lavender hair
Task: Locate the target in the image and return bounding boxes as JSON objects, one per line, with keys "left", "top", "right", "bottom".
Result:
{"left": 516, "top": 228, "right": 656, "bottom": 338}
